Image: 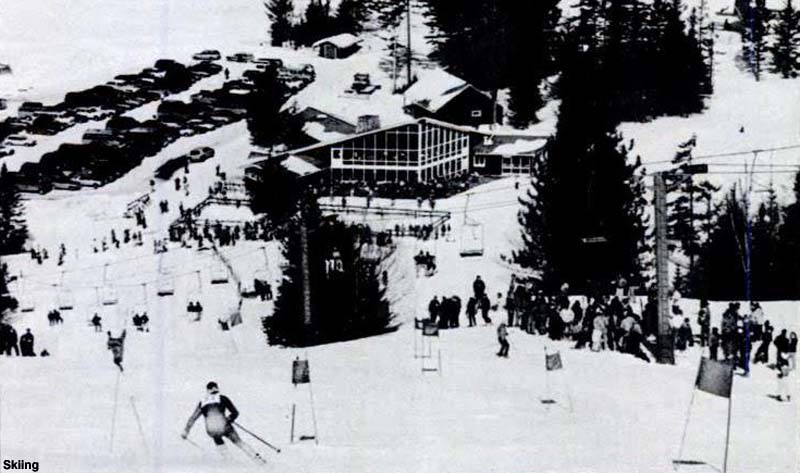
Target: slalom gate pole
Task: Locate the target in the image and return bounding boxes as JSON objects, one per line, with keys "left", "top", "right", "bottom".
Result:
{"left": 129, "top": 396, "right": 149, "bottom": 453}
{"left": 722, "top": 390, "right": 733, "bottom": 473}
{"left": 675, "top": 387, "right": 697, "bottom": 470}
{"left": 109, "top": 370, "right": 122, "bottom": 452}
{"left": 290, "top": 403, "right": 296, "bottom": 444}
{"left": 233, "top": 422, "right": 281, "bottom": 453}
{"left": 308, "top": 382, "right": 319, "bottom": 445}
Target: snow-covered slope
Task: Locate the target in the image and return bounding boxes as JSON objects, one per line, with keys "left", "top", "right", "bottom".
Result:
{"left": 2, "top": 174, "right": 799, "bottom": 473}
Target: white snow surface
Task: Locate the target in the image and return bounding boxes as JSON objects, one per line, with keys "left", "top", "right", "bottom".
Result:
{"left": 2, "top": 173, "right": 799, "bottom": 473}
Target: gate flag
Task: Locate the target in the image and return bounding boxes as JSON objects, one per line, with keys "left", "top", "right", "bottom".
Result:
{"left": 545, "top": 352, "right": 563, "bottom": 371}
{"left": 695, "top": 358, "right": 733, "bottom": 398}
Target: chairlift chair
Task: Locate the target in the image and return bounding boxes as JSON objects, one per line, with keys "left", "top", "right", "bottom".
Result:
{"left": 57, "top": 289, "right": 75, "bottom": 311}
{"left": 156, "top": 274, "right": 175, "bottom": 296}
{"left": 102, "top": 285, "right": 119, "bottom": 306}
{"left": 459, "top": 222, "right": 484, "bottom": 257}
{"left": 19, "top": 295, "right": 35, "bottom": 313}
{"left": 210, "top": 264, "right": 229, "bottom": 284}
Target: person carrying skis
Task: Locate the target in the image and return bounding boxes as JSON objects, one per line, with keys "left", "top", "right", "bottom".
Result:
{"left": 107, "top": 330, "right": 126, "bottom": 371}
{"left": 182, "top": 381, "right": 265, "bottom": 463}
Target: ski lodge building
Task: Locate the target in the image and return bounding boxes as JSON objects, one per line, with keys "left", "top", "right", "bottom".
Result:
{"left": 256, "top": 58, "right": 546, "bottom": 185}
{"left": 247, "top": 117, "right": 547, "bottom": 184}
{"left": 313, "top": 34, "right": 362, "bottom": 59}
{"left": 403, "top": 69, "right": 503, "bottom": 128}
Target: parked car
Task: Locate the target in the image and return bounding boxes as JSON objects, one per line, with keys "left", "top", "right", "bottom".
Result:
{"left": 155, "top": 59, "right": 180, "bottom": 70}
{"left": 190, "top": 61, "right": 223, "bottom": 78}
{"left": 193, "top": 50, "right": 221, "bottom": 61}
{"left": 0, "top": 98, "right": 6, "bottom": 110}
{"left": 227, "top": 52, "right": 254, "bottom": 63}
{"left": 188, "top": 146, "right": 215, "bottom": 162}
{"left": 5, "top": 134, "right": 36, "bottom": 147}
{"left": 254, "top": 57, "right": 283, "bottom": 68}
{"left": 0, "top": 64, "right": 11, "bottom": 75}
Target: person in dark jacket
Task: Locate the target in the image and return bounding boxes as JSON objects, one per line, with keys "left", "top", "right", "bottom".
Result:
{"left": 496, "top": 323, "right": 509, "bottom": 357}
{"left": 480, "top": 295, "right": 492, "bottom": 324}
{"left": 774, "top": 329, "right": 790, "bottom": 368}
{"left": 428, "top": 296, "right": 440, "bottom": 325}
{"left": 720, "top": 303, "right": 739, "bottom": 360}
{"left": 182, "top": 382, "right": 264, "bottom": 463}
{"left": 753, "top": 322, "right": 773, "bottom": 364}
{"left": 473, "top": 276, "right": 486, "bottom": 300}
{"left": 709, "top": 327, "right": 720, "bottom": 361}
{"left": 466, "top": 297, "right": 478, "bottom": 327}
{"left": 19, "top": 328, "right": 35, "bottom": 356}
{"left": 1, "top": 324, "right": 19, "bottom": 356}
{"left": 697, "top": 300, "right": 710, "bottom": 347}
{"left": 676, "top": 318, "right": 694, "bottom": 351}
{"left": 788, "top": 332, "right": 797, "bottom": 371}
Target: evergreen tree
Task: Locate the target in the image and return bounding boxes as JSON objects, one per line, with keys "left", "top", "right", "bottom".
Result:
{"left": 558, "top": 0, "right": 708, "bottom": 122}
{"left": 673, "top": 266, "right": 687, "bottom": 295}
{"left": 691, "top": 188, "right": 748, "bottom": 300}
{"left": 369, "top": 0, "right": 407, "bottom": 29}
{"left": 697, "top": 0, "right": 716, "bottom": 93}
{"left": 245, "top": 67, "right": 305, "bottom": 149}
{"left": 749, "top": 187, "right": 782, "bottom": 299}
{"left": 294, "top": 0, "right": 337, "bottom": 46}
{"left": 425, "top": 0, "right": 560, "bottom": 124}
{"left": 667, "top": 135, "right": 719, "bottom": 284}
{"left": 742, "top": 0, "right": 769, "bottom": 80}
{"left": 336, "top": 0, "right": 370, "bottom": 33}
{"left": 776, "top": 171, "right": 800, "bottom": 298}
{"left": 516, "top": 27, "right": 648, "bottom": 293}
{"left": 505, "top": 0, "right": 561, "bottom": 127}
{"left": 265, "top": 0, "right": 295, "bottom": 47}
{"left": 246, "top": 159, "right": 303, "bottom": 225}
{"left": 770, "top": 0, "right": 800, "bottom": 78}
{"left": 0, "top": 166, "right": 28, "bottom": 255}
{"left": 264, "top": 199, "right": 395, "bottom": 346}
{"left": 0, "top": 262, "right": 17, "bottom": 322}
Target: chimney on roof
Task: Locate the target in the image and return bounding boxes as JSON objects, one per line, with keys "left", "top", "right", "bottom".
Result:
{"left": 357, "top": 115, "right": 381, "bottom": 134}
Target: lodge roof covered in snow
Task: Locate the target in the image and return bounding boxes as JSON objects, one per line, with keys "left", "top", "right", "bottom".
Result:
{"left": 403, "top": 69, "right": 491, "bottom": 114}
{"left": 473, "top": 134, "right": 549, "bottom": 157}
{"left": 312, "top": 33, "right": 361, "bottom": 50}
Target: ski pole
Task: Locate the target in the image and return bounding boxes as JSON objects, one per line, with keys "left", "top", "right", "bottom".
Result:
{"left": 233, "top": 421, "right": 281, "bottom": 453}
{"left": 180, "top": 432, "right": 203, "bottom": 450}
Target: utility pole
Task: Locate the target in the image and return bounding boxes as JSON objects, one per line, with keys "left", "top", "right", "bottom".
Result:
{"left": 654, "top": 164, "right": 708, "bottom": 365}
{"left": 300, "top": 215, "right": 312, "bottom": 327}
{"left": 654, "top": 173, "right": 674, "bottom": 365}
{"left": 406, "top": 0, "right": 413, "bottom": 88}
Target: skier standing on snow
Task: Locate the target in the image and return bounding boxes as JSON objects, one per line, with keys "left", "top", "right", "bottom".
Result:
{"left": 181, "top": 381, "right": 265, "bottom": 463}
{"left": 107, "top": 330, "right": 126, "bottom": 371}
{"left": 497, "top": 323, "right": 509, "bottom": 357}
{"left": 19, "top": 328, "right": 35, "bottom": 356}
{"left": 697, "top": 300, "right": 710, "bottom": 347}
{"left": 466, "top": 297, "right": 477, "bottom": 327}
{"left": 473, "top": 276, "right": 486, "bottom": 300}
{"left": 480, "top": 295, "right": 492, "bottom": 325}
